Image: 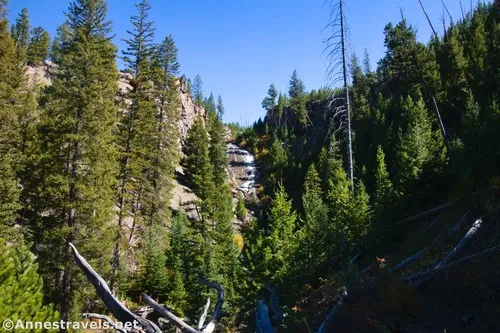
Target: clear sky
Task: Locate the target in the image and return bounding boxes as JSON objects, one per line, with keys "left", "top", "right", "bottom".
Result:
{"left": 7, "top": 0, "right": 482, "bottom": 124}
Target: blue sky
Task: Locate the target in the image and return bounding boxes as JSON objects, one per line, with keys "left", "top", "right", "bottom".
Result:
{"left": 8, "top": 0, "right": 482, "bottom": 124}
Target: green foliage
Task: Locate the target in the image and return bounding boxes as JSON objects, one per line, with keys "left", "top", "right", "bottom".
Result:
{"left": 236, "top": 196, "right": 247, "bottom": 219}
{"left": 216, "top": 94, "right": 225, "bottom": 119}
{"left": 289, "top": 70, "right": 307, "bottom": 127}
{"left": 136, "top": 226, "right": 170, "bottom": 302}
{"left": 208, "top": 112, "right": 229, "bottom": 187}
{"left": 26, "top": 27, "right": 50, "bottom": 65}
{"left": 373, "top": 145, "right": 394, "bottom": 213}
{"left": 33, "top": 0, "right": 119, "bottom": 320}
{"left": 122, "top": 0, "right": 155, "bottom": 76}
{"left": 204, "top": 92, "right": 216, "bottom": 115}
{"left": 266, "top": 183, "right": 298, "bottom": 283}
{"left": 183, "top": 118, "right": 214, "bottom": 200}
{"left": 0, "top": 238, "right": 59, "bottom": 330}
{"left": 192, "top": 74, "right": 203, "bottom": 105}
{"left": 11, "top": 7, "right": 30, "bottom": 59}
{"left": 0, "top": 14, "right": 22, "bottom": 239}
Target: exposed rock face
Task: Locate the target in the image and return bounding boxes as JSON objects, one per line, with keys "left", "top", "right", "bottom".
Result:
{"left": 27, "top": 61, "right": 205, "bottom": 141}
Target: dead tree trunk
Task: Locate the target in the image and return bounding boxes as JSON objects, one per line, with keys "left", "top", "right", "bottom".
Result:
{"left": 339, "top": 0, "right": 354, "bottom": 192}
{"left": 325, "top": 0, "right": 354, "bottom": 192}
{"left": 418, "top": 0, "right": 439, "bottom": 40}
{"left": 70, "top": 243, "right": 225, "bottom": 333}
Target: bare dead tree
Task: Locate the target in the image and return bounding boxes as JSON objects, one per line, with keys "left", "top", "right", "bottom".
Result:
{"left": 70, "top": 243, "right": 225, "bottom": 333}
{"left": 441, "top": 0, "right": 453, "bottom": 23}
{"left": 324, "top": 0, "right": 354, "bottom": 192}
{"left": 317, "top": 287, "right": 348, "bottom": 333}
{"left": 418, "top": 0, "right": 439, "bottom": 40}
{"left": 460, "top": 0, "right": 466, "bottom": 20}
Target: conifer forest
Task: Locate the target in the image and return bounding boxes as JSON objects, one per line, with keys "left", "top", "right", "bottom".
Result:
{"left": 1, "top": 0, "right": 500, "bottom": 332}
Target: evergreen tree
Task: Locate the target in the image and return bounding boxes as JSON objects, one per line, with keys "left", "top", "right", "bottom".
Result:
{"left": 192, "top": 74, "right": 203, "bottom": 105}
{"left": 122, "top": 0, "right": 155, "bottom": 76}
{"left": 297, "top": 163, "right": 329, "bottom": 276}
{"left": 373, "top": 145, "right": 394, "bottom": 214}
{"left": 395, "top": 95, "right": 436, "bottom": 187}
{"left": 26, "top": 27, "right": 50, "bottom": 65}
{"left": 204, "top": 92, "right": 216, "bottom": 116}
{"left": 148, "top": 33, "right": 181, "bottom": 226}
{"left": 113, "top": 0, "right": 159, "bottom": 292}
{"left": 208, "top": 112, "right": 229, "bottom": 187}
{"left": 265, "top": 184, "right": 297, "bottom": 283}
{"left": 10, "top": 7, "right": 30, "bottom": 58}
{"left": 35, "top": 0, "right": 119, "bottom": 321}
{"left": 236, "top": 196, "right": 247, "bottom": 219}
{"left": 0, "top": 7, "right": 21, "bottom": 239}
{"left": 216, "top": 94, "right": 225, "bottom": 119}
{"left": 0, "top": 238, "right": 59, "bottom": 329}
{"left": 289, "top": 70, "right": 307, "bottom": 127}
{"left": 137, "top": 226, "right": 170, "bottom": 302}
{"left": 167, "top": 213, "right": 205, "bottom": 316}
{"left": 183, "top": 118, "right": 214, "bottom": 200}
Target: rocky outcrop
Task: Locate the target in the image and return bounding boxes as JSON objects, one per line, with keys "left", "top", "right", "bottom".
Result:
{"left": 27, "top": 61, "right": 205, "bottom": 141}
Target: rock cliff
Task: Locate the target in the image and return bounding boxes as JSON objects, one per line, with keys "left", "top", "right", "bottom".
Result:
{"left": 28, "top": 61, "right": 205, "bottom": 142}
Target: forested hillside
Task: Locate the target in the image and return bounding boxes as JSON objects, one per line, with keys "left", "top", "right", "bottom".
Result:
{"left": 1, "top": 0, "right": 499, "bottom": 332}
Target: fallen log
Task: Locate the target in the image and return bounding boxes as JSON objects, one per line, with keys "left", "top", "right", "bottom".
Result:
{"left": 434, "top": 218, "right": 482, "bottom": 269}
{"left": 404, "top": 218, "right": 486, "bottom": 287}
{"left": 317, "top": 287, "right": 348, "bottom": 333}
{"left": 389, "top": 213, "right": 469, "bottom": 273}
{"left": 69, "top": 243, "right": 161, "bottom": 333}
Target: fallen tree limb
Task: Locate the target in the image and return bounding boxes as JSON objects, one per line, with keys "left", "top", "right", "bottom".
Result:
{"left": 317, "top": 287, "right": 348, "bottom": 333}
{"left": 82, "top": 313, "right": 127, "bottom": 333}
{"left": 404, "top": 218, "right": 488, "bottom": 287}
{"left": 143, "top": 275, "right": 224, "bottom": 333}
{"left": 389, "top": 213, "right": 470, "bottom": 273}
{"left": 434, "top": 218, "right": 482, "bottom": 269}
{"left": 69, "top": 243, "right": 161, "bottom": 333}
{"left": 405, "top": 244, "right": 500, "bottom": 286}
{"left": 197, "top": 298, "right": 211, "bottom": 331}
{"left": 142, "top": 294, "right": 198, "bottom": 333}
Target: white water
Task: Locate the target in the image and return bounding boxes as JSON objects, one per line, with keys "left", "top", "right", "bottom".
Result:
{"left": 227, "top": 143, "right": 257, "bottom": 194}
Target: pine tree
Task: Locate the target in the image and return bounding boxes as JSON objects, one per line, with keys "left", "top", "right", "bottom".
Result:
{"left": 192, "top": 74, "right": 203, "bottom": 105}
{"left": 183, "top": 118, "right": 214, "bottom": 200}
{"left": 113, "top": 0, "right": 162, "bottom": 292}
{"left": 289, "top": 70, "right": 307, "bottom": 127}
{"left": 148, "top": 33, "right": 181, "bottom": 226}
{"left": 266, "top": 183, "right": 297, "bottom": 283}
{"left": 216, "top": 94, "right": 225, "bottom": 119}
{"left": 395, "top": 95, "right": 435, "bottom": 187}
{"left": 0, "top": 7, "right": 21, "bottom": 239}
{"left": 122, "top": 0, "right": 155, "bottom": 76}
{"left": 167, "top": 213, "right": 204, "bottom": 316}
{"left": 208, "top": 108, "right": 229, "bottom": 187}
{"left": 26, "top": 27, "right": 50, "bottom": 65}
{"left": 10, "top": 7, "right": 30, "bottom": 58}
{"left": 35, "top": 0, "right": 119, "bottom": 321}
{"left": 137, "top": 226, "right": 170, "bottom": 302}
{"left": 236, "top": 196, "right": 247, "bottom": 219}
{"left": 262, "top": 83, "right": 278, "bottom": 112}
{"left": 0, "top": 238, "right": 59, "bottom": 329}
{"left": 204, "top": 92, "right": 216, "bottom": 116}
{"left": 298, "top": 163, "right": 329, "bottom": 276}
{"left": 373, "top": 145, "right": 394, "bottom": 213}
